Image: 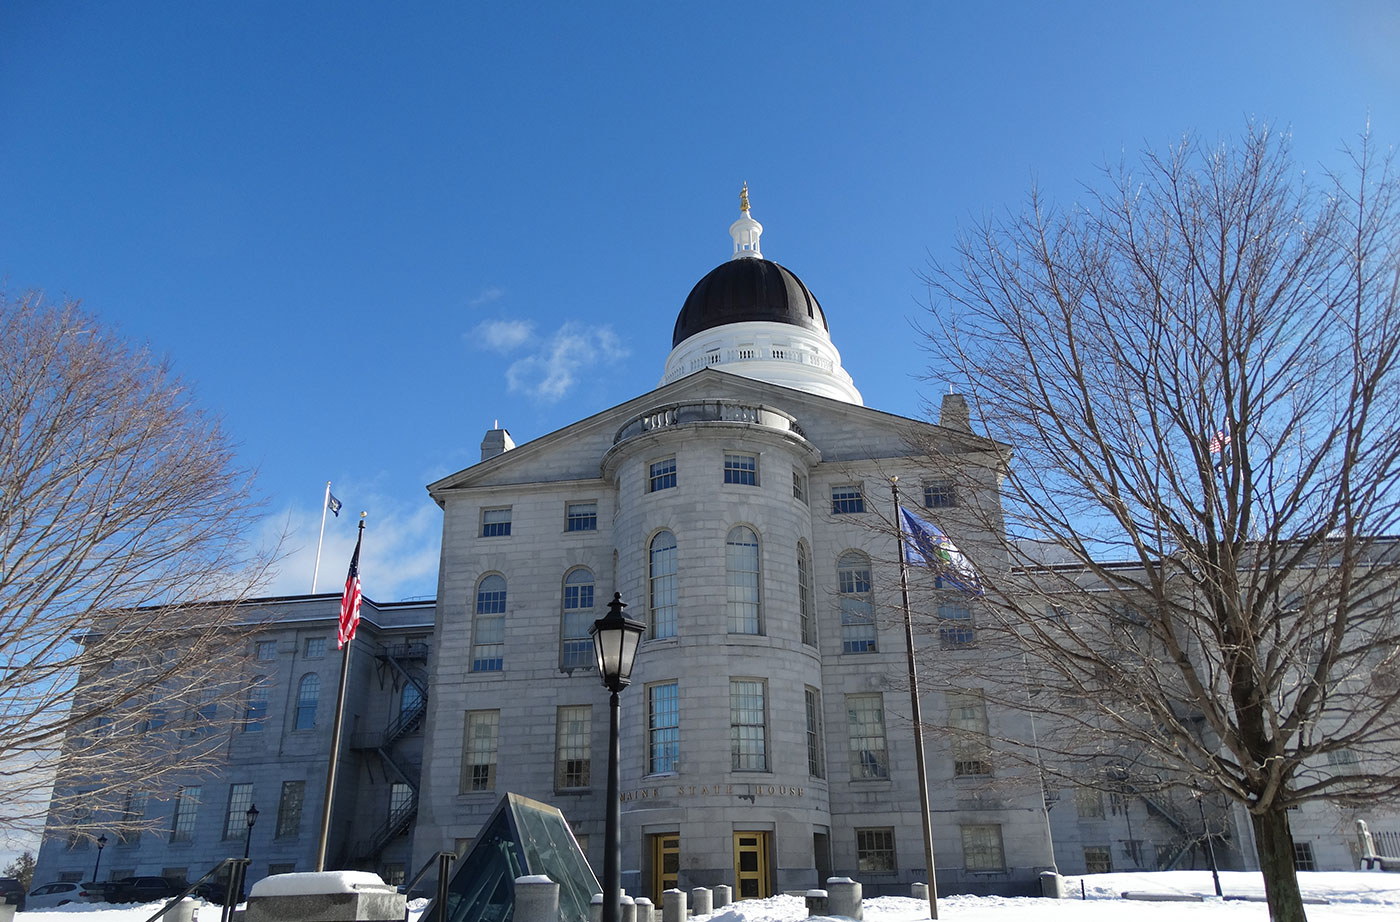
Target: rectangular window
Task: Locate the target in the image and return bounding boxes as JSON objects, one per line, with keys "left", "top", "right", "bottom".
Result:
{"left": 649, "top": 458, "right": 677, "bottom": 492}
{"left": 1083, "top": 846, "right": 1112, "bottom": 874}
{"left": 117, "top": 791, "right": 146, "bottom": 845}
{"left": 1075, "top": 787, "right": 1105, "bottom": 819}
{"left": 923, "top": 479, "right": 955, "bottom": 508}
{"left": 463, "top": 710, "right": 500, "bottom": 792}
{"left": 938, "top": 602, "right": 975, "bottom": 648}
{"left": 223, "top": 783, "right": 254, "bottom": 839}
{"left": 555, "top": 706, "right": 592, "bottom": 791}
{"left": 1326, "top": 748, "right": 1360, "bottom": 766}
{"left": 847, "top": 694, "right": 888, "bottom": 780}
{"left": 961, "top": 824, "right": 1006, "bottom": 871}
{"left": 255, "top": 640, "right": 277, "bottom": 661}
{"left": 729, "top": 679, "right": 767, "bottom": 771}
{"left": 170, "top": 786, "right": 201, "bottom": 843}
{"left": 831, "top": 484, "right": 865, "bottom": 514}
{"left": 481, "top": 507, "right": 512, "bottom": 537}
{"left": 724, "top": 453, "right": 758, "bottom": 485}
{"left": 565, "top": 502, "right": 597, "bottom": 532}
{"left": 275, "top": 781, "right": 305, "bottom": 839}
{"left": 648, "top": 682, "right": 680, "bottom": 775}
{"left": 798, "top": 544, "right": 816, "bottom": 646}
{"left": 805, "top": 687, "right": 825, "bottom": 779}
{"left": 792, "top": 469, "right": 807, "bottom": 502}
{"left": 243, "top": 682, "right": 268, "bottom": 732}
{"left": 856, "top": 828, "right": 896, "bottom": 873}
{"left": 1292, "top": 841, "right": 1317, "bottom": 871}
{"left": 948, "top": 689, "right": 991, "bottom": 776}
{"left": 304, "top": 637, "right": 326, "bottom": 658}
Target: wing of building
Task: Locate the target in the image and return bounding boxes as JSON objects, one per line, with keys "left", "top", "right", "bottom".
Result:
{"left": 34, "top": 190, "right": 1396, "bottom": 897}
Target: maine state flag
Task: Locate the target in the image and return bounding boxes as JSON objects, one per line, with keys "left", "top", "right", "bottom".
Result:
{"left": 898, "top": 505, "right": 983, "bottom": 594}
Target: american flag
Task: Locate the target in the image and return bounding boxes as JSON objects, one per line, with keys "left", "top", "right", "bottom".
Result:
{"left": 1208, "top": 428, "right": 1231, "bottom": 454}
{"left": 338, "top": 528, "right": 363, "bottom": 650}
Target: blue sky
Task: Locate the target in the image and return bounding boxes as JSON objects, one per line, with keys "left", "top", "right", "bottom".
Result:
{"left": 3, "top": 1, "right": 1398, "bottom": 606}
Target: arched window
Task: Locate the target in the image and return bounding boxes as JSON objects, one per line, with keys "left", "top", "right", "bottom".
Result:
{"left": 797, "top": 541, "right": 816, "bottom": 646}
{"left": 649, "top": 531, "right": 678, "bottom": 639}
{"left": 295, "top": 674, "right": 319, "bottom": 730}
{"left": 400, "top": 682, "right": 424, "bottom": 720}
{"left": 561, "top": 567, "right": 595, "bottom": 669}
{"left": 837, "top": 551, "right": 876, "bottom": 653}
{"left": 473, "top": 574, "right": 507, "bottom": 672}
{"left": 726, "top": 526, "right": 761, "bottom": 634}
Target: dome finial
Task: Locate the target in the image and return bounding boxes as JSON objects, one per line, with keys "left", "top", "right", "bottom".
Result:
{"left": 729, "top": 183, "right": 762, "bottom": 260}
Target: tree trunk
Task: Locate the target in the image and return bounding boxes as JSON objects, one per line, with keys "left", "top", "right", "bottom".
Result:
{"left": 1252, "top": 807, "right": 1309, "bottom": 922}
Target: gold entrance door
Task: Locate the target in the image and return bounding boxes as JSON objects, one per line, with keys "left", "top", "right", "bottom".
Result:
{"left": 732, "top": 832, "right": 772, "bottom": 900}
{"left": 650, "top": 833, "right": 679, "bottom": 904}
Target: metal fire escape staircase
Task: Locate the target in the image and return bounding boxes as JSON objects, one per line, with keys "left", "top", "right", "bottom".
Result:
{"left": 350, "top": 640, "right": 430, "bottom": 866}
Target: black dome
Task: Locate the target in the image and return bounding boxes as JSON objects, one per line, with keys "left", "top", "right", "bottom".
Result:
{"left": 672, "top": 258, "right": 829, "bottom": 348}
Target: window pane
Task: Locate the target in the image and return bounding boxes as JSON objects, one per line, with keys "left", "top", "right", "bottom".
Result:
{"left": 296, "top": 674, "right": 319, "bottom": 730}
{"left": 847, "top": 694, "right": 887, "bottom": 779}
{"left": 650, "top": 532, "right": 678, "bottom": 639}
{"left": 223, "top": 783, "right": 254, "bottom": 839}
{"left": 798, "top": 542, "right": 816, "bottom": 646}
{"left": 856, "top": 828, "right": 896, "bottom": 873}
{"left": 561, "top": 569, "right": 595, "bottom": 669}
{"left": 275, "top": 781, "right": 305, "bottom": 839}
{"left": 729, "top": 680, "right": 767, "bottom": 771}
{"left": 566, "top": 502, "right": 597, "bottom": 532}
{"left": 482, "top": 507, "right": 512, "bottom": 537}
{"left": 473, "top": 575, "right": 507, "bottom": 671}
{"left": 938, "top": 602, "right": 975, "bottom": 648}
{"left": 555, "top": 706, "right": 592, "bottom": 790}
{"left": 961, "top": 824, "right": 1005, "bottom": 870}
{"left": 805, "top": 687, "right": 825, "bottom": 778}
{"left": 832, "top": 485, "right": 865, "bottom": 514}
{"left": 464, "top": 711, "right": 500, "bottom": 792}
{"left": 724, "top": 454, "right": 757, "bottom": 485}
{"left": 648, "top": 682, "right": 679, "bottom": 774}
{"left": 726, "top": 526, "right": 761, "bottom": 634}
{"left": 838, "top": 552, "right": 876, "bottom": 653}
{"left": 171, "top": 786, "right": 201, "bottom": 842}
{"left": 649, "top": 458, "right": 677, "bottom": 492}
{"left": 923, "top": 480, "right": 955, "bottom": 508}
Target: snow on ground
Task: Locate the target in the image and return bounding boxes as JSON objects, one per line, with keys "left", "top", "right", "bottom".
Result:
{"left": 14, "top": 871, "right": 1400, "bottom": 921}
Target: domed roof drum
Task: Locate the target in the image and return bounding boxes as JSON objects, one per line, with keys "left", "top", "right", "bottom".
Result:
{"left": 672, "top": 257, "right": 829, "bottom": 348}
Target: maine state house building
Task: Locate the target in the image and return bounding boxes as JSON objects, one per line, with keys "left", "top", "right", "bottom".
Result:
{"left": 41, "top": 191, "right": 1293, "bottom": 899}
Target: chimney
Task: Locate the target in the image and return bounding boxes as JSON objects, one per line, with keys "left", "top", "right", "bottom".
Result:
{"left": 939, "top": 393, "right": 971, "bottom": 432}
{"left": 480, "top": 427, "right": 515, "bottom": 461}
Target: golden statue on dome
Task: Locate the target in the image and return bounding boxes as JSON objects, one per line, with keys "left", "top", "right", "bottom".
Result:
{"left": 739, "top": 182, "right": 750, "bottom": 213}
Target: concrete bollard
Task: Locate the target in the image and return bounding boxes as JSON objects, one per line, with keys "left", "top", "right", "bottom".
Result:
{"left": 516, "top": 875, "right": 561, "bottom": 922}
{"left": 1039, "top": 871, "right": 1064, "bottom": 899}
{"left": 690, "top": 887, "right": 713, "bottom": 916}
{"left": 622, "top": 894, "right": 636, "bottom": 922}
{"left": 662, "top": 888, "right": 687, "bottom": 922}
{"left": 826, "top": 877, "right": 862, "bottom": 920}
{"left": 0, "top": 900, "right": 15, "bottom": 922}
{"left": 910, "top": 883, "right": 927, "bottom": 901}
{"left": 592, "top": 893, "right": 604, "bottom": 922}
{"left": 166, "top": 898, "right": 197, "bottom": 922}
{"left": 805, "top": 890, "right": 828, "bottom": 916}
{"left": 713, "top": 884, "right": 731, "bottom": 908}
{"left": 634, "top": 896, "right": 655, "bottom": 922}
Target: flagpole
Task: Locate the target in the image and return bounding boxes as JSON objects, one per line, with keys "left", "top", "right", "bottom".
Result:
{"left": 316, "top": 513, "right": 364, "bottom": 871}
{"left": 891, "top": 478, "right": 939, "bottom": 919}
{"left": 312, "top": 481, "right": 332, "bottom": 593}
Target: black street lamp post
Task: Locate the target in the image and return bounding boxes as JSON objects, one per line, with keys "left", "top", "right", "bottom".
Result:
{"left": 92, "top": 834, "right": 107, "bottom": 883}
{"left": 243, "top": 803, "right": 259, "bottom": 860}
{"left": 590, "top": 594, "right": 645, "bottom": 922}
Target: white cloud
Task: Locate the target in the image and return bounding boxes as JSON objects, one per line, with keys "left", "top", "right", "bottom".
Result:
{"left": 256, "top": 485, "right": 441, "bottom": 603}
{"left": 469, "top": 286, "right": 505, "bottom": 307}
{"left": 473, "top": 318, "right": 535, "bottom": 353}
{"left": 505, "top": 322, "right": 629, "bottom": 402}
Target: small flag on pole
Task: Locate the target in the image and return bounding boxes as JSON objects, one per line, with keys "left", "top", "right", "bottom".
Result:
{"left": 337, "top": 528, "right": 363, "bottom": 650}
{"left": 1208, "top": 428, "right": 1231, "bottom": 454}
{"left": 327, "top": 492, "right": 343, "bottom": 517}
{"left": 899, "top": 505, "right": 983, "bottom": 594}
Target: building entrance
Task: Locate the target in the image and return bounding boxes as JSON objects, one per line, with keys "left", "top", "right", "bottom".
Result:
{"left": 650, "top": 833, "right": 679, "bottom": 903}
{"left": 732, "top": 832, "right": 771, "bottom": 900}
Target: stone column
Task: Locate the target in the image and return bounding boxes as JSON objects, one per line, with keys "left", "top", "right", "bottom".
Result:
{"left": 910, "top": 883, "right": 927, "bottom": 901}
{"left": 591, "top": 892, "right": 604, "bottom": 922}
{"left": 634, "top": 896, "right": 654, "bottom": 922}
{"left": 712, "top": 885, "right": 731, "bottom": 908}
{"left": 690, "top": 887, "right": 712, "bottom": 915}
{"left": 516, "top": 875, "right": 560, "bottom": 922}
{"left": 826, "top": 878, "right": 861, "bottom": 920}
{"left": 622, "top": 894, "right": 636, "bottom": 922}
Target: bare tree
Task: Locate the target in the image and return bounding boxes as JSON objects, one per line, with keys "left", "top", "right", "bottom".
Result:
{"left": 0, "top": 293, "right": 270, "bottom": 845}
{"left": 917, "top": 125, "right": 1400, "bottom": 922}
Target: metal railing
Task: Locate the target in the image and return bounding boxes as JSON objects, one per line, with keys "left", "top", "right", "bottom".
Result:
{"left": 142, "top": 857, "right": 248, "bottom": 922}
{"left": 402, "top": 851, "right": 455, "bottom": 922}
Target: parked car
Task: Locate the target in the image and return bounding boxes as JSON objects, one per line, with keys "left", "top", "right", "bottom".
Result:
{"left": 25, "top": 881, "right": 99, "bottom": 909}
{"left": 95, "top": 876, "right": 188, "bottom": 903}
{"left": 0, "top": 877, "right": 25, "bottom": 910}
